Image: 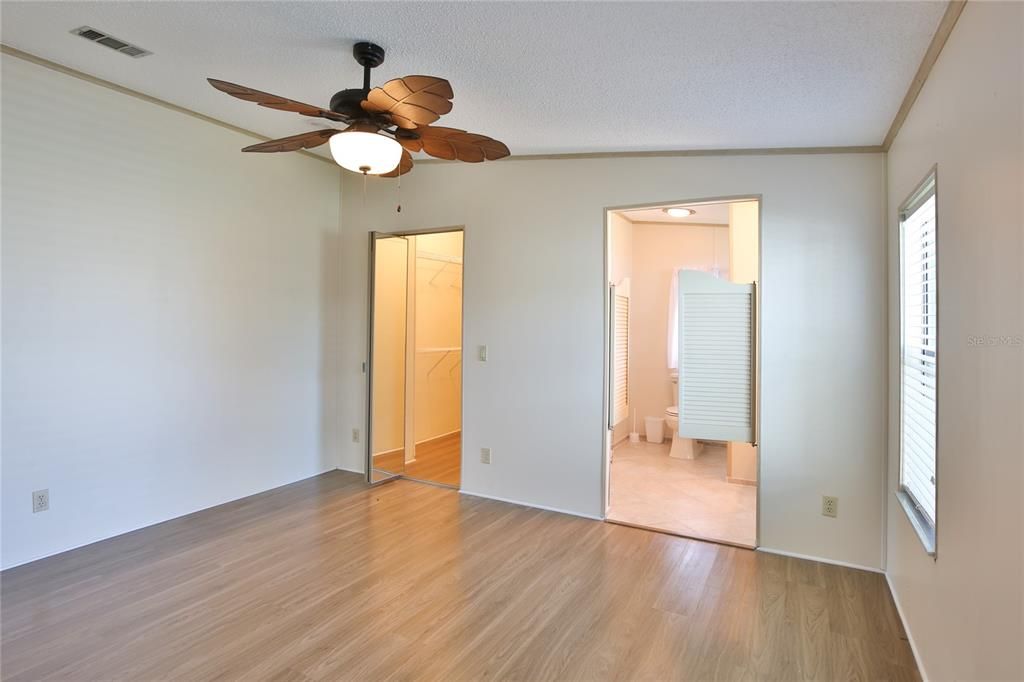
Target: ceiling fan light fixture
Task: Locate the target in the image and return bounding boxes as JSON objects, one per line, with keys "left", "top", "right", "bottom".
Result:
{"left": 664, "top": 207, "right": 696, "bottom": 218}
{"left": 329, "top": 130, "right": 403, "bottom": 175}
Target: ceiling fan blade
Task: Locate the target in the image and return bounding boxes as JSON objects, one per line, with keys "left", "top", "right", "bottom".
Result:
{"left": 394, "top": 130, "right": 423, "bottom": 153}
{"left": 415, "top": 126, "right": 510, "bottom": 163}
{"left": 380, "top": 150, "right": 414, "bottom": 177}
{"left": 361, "top": 75, "right": 453, "bottom": 128}
{"left": 208, "top": 78, "right": 347, "bottom": 121}
{"left": 241, "top": 129, "right": 340, "bottom": 153}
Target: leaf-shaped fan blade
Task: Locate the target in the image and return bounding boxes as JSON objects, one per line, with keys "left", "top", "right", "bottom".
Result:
{"left": 415, "top": 126, "right": 510, "bottom": 163}
{"left": 241, "top": 129, "right": 339, "bottom": 153}
{"left": 208, "top": 78, "right": 347, "bottom": 121}
{"left": 380, "top": 150, "right": 414, "bottom": 177}
{"left": 361, "top": 76, "right": 454, "bottom": 128}
{"left": 395, "top": 132, "right": 423, "bottom": 154}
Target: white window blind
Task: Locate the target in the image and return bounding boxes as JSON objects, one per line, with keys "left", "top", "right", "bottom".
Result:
{"left": 611, "top": 284, "right": 630, "bottom": 426}
{"left": 899, "top": 175, "right": 938, "bottom": 532}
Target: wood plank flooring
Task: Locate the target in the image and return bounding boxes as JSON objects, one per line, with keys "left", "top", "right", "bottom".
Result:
{"left": 0, "top": 472, "right": 919, "bottom": 681}
{"left": 373, "top": 431, "right": 461, "bottom": 487}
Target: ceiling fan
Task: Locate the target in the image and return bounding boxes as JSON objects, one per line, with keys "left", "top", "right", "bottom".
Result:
{"left": 207, "top": 42, "right": 509, "bottom": 177}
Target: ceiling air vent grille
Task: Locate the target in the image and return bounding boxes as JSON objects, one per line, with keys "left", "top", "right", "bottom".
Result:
{"left": 71, "top": 26, "right": 152, "bottom": 58}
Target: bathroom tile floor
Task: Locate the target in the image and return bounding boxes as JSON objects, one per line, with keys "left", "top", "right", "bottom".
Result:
{"left": 607, "top": 440, "right": 756, "bottom": 547}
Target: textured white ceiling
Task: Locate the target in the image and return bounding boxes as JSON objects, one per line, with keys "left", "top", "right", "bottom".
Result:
{"left": 1, "top": 1, "right": 946, "bottom": 156}
{"left": 619, "top": 203, "right": 731, "bottom": 225}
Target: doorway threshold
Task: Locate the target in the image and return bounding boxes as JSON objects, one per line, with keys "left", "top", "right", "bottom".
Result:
{"left": 604, "top": 517, "right": 755, "bottom": 550}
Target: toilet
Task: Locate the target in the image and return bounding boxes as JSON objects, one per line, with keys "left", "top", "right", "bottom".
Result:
{"left": 665, "top": 373, "right": 697, "bottom": 459}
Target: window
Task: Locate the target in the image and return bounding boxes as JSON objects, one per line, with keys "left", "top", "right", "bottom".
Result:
{"left": 898, "top": 170, "right": 938, "bottom": 555}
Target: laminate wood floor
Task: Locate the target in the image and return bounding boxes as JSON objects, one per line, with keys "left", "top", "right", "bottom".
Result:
{"left": 0, "top": 472, "right": 919, "bottom": 681}
{"left": 374, "top": 432, "right": 461, "bottom": 487}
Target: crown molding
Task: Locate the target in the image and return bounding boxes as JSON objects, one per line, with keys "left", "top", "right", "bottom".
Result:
{"left": 882, "top": 0, "right": 967, "bottom": 151}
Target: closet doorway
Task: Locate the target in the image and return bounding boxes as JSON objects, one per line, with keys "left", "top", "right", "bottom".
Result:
{"left": 367, "top": 228, "right": 464, "bottom": 488}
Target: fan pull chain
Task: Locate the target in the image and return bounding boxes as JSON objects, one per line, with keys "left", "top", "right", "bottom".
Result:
{"left": 396, "top": 171, "right": 402, "bottom": 213}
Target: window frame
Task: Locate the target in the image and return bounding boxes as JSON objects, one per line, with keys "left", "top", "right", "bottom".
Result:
{"left": 896, "top": 166, "right": 939, "bottom": 558}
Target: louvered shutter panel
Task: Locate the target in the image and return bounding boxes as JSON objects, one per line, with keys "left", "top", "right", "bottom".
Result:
{"left": 900, "top": 185, "right": 937, "bottom": 525}
{"left": 610, "top": 284, "right": 630, "bottom": 427}
{"left": 677, "top": 270, "right": 755, "bottom": 443}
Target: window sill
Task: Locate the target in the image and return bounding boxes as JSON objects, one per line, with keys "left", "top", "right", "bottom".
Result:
{"left": 895, "top": 491, "right": 936, "bottom": 558}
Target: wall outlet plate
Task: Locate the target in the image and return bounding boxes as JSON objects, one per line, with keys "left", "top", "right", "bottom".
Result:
{"left": 477, "top": 345, "right": 488, "bottom": 362}
{"left": 32, "top": 489, "right": 49, "bottom": 513}
{"left": 352, "top": 428, "right": 360, "bottom": 443}
{"left": 480, "top": 447, "right": 491, "bottom": 464}
{"left": 822, "top": 495, "right": 838, "bottom": 518}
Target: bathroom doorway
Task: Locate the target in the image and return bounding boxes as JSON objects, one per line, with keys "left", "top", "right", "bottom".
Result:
{"left": 603, "top": 198, "right": 760, "bottom": 548}
{"left": 367, "top": 228, "right": 464, "bottom": 488}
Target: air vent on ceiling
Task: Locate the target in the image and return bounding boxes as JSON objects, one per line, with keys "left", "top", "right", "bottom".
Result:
{"left": 71, "top": 26, "right": 152, "bottom": 58}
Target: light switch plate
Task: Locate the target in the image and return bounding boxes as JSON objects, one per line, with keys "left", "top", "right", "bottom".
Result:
{"left": 478, "top": 345, "right": 488, "bottom": 362}
{"left": 480, "top": 447, "right": 491, "bottom": 464}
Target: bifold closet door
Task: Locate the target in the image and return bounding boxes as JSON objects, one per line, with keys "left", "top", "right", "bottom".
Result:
{"left": 367, "top": 233, "right": 409, "bottom": 483}
{"left": 677, "top": 270, "right": 756, "bottom": 443}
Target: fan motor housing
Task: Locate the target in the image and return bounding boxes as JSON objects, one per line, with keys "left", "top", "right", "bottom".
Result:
{"left": 330, "top": 88, "right": 368, "bottom": 117}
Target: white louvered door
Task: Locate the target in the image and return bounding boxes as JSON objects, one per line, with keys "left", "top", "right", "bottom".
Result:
{"left": 677, "top": 270, "right": 755, "bottom": 443}
{"left": 609, "top": 282, "right": 630, "bottom": 428}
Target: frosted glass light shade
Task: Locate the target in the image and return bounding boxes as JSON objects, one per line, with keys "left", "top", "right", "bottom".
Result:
{"left": 329, "top": 131, "right": 402, "bottom": 175}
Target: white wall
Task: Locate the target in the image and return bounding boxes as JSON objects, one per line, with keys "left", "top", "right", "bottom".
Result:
{"left": 339, "top": 150, "right": 888, "bottom": 568}
{"left": 1, "top": 54, "right": 343, "bottom": 569}
{"left": 885, "top": 3, "right": 1024, "bottom": 680}
{"left": 628, "top": 221, "right": 729, "bottom": 437}
{"left": 727, "top": 201, "right": 760, "bottom": 484}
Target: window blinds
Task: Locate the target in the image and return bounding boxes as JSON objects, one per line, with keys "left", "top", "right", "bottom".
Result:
{"left": 900, "top": 183, "right": 938, "bottom": 526}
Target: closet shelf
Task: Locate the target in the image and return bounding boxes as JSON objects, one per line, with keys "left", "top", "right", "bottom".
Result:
{"left": 420, "top": 347, "right": 462, "bottom": 376}
{"left": 416, "top": 250, "right": 462, "bottom": 265}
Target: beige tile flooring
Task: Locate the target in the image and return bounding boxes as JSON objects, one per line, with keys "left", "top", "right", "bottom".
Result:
{"left": 607, "top": 439, "right": 757, "bottom": 547}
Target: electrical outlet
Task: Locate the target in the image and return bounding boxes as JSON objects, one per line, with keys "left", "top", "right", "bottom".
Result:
{"left": 822, "top": 495, "right": 838, "bottom": 518}
{"left": 32, "top": 489, "right": 49, "bottom": 513}
{"left": 477, "top": 345, "right": 488, "bottom": 362}
{"left": 352, "top": 428, "right": 360, "bottom": 443}
{"left": 480, "top": 447, "right": 491, "bottom": 464}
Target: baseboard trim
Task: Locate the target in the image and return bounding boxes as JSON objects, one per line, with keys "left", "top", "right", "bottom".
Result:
{"left": 726, "top": 476, "right": 757, "bottom": 486}
{"left": 885, "top": 572, "right": 929, "bottom": 681}
{"left": 756, "top": 546, "right": 883, "bottom": 574}
{"left": 1, "top": 467, "right": 338, "bottom": 571}
{"left": 459, "top": 489, "right": 604, "bottom": 521}
{"left": 415, "top": 429, "right": 461, "bottom": 446}
{"left": 336, "top": 465, "right": 365, "bottom": 475}
{"left": 371, "top": 447, "right": 404, "bottom": 460}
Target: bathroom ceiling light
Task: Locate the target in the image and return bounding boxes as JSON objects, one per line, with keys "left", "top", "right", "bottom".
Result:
{"left": 664, "top": 207, "right": 696, "bottom": 218}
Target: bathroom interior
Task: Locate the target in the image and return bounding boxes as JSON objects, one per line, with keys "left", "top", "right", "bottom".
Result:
{"left": 607, "top": 200, "right": 759, "bottom": 547}
{"left": 369, "top": 229, "right": 463, "bottom": 487}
